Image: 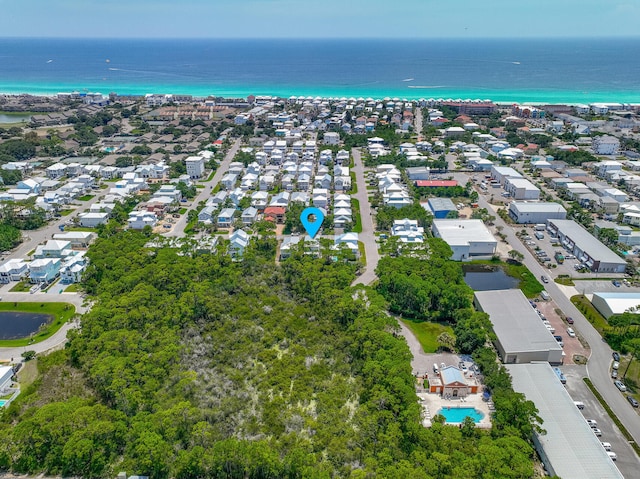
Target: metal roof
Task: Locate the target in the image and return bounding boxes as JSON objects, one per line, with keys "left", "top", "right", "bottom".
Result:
{"left": 474, "top": 289, "right": 562, "bottom": 354}
{"left": 510, "top": 201, "right": 567, "bottom": 213}
{"left": 506, "top": 363, "right": 624, "bottom": 479}
{"left": 432, "top": 219, "right": 497, "bottom": 246}
{"left": 549, "top": 219, "right": 626, "bottom": 265}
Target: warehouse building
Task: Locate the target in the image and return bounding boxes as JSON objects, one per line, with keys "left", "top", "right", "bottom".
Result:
{"left": 504, "top": 177, "right": 541, "bottom": 200}
{"left": 474, "top": 289, "right": 563, "bottom": 365}
{"left": 490, "top": 165, "right": 522, "bottom": 185}
{"left": 508, "top": 201, "right": 567, "bottom": 224}
{"left": 547, "top": 219, "right": 626, "bottom": 273}
{"left": 427, "top": 197, "right": 457, "bottom": 218}
{"left": 431, "top": 219, "right": 497, "bottom": 261}
{"left": 506, "top": 362, "right": 624, "bottom": 479}
{"left": 591, "top": 292, "right": 640, "bottom": 319}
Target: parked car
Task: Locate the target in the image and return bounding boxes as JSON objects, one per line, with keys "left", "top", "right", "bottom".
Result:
{"left": 567, "top": 328, "right": 576, "bottom": 338}
{"left": 615, "top": 380, "right": 627, "bottom": 392}
{"left": 607, "top": 451, "right": 617, "bottom": 461}
{"left": 612, "top": 369, "right": 618, "bottom": 379}
{"left": 601, "top": 442, "right": 612, "bottom": 451}
{"left": 541, "top": 275, "right": 549, "bottom": 283}
{"left": 612, "top": 280, "right": 621, "bottom": 287}
{"left": 628, "top": 396, "right": 639, "bottom": 408}
{"left": 554, "top": 335, "right": 563, "bottom": 342}
{"left": 566, "top": 317, "right": 574, "bottom": 324}
{"left": 613, "top": 361, "right": 620, "bottom": 370}
{"left": 613, "top": 351, "right": 620, "bottom": 361}
{"left": 592, "top": 428, "right": 603, "bottom": 437}
{"left": 586, "top": 419, "right": 598, "bottom": 428}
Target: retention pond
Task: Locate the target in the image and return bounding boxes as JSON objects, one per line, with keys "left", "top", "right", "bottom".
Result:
{"left": 0, "top": 312, "right": 53, "bottom": 340}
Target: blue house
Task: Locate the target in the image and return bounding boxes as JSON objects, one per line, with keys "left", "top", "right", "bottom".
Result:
{"left": 427, "top": 198, "right": 457, "bottom": 219}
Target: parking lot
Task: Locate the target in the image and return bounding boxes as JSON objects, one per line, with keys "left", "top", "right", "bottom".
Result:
{"left": 562, "top": 365, "right": 640, "bottom": 477}
{"left": 534, "top": 299, "right": 588, "bottom": 365}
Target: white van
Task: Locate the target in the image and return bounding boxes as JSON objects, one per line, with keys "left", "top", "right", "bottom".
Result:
{"left": 540, "top": 291, "right": 550, "bottom": 301}
{"left": 601, "top": 442, "right": 612, "bottom": 451}
{"left": 433, "top": 363, "right": 439, "bottom": 374}
{"left": 574, "top": 401, "right": 585, "bottom": 410}
{"left": 607, "top": 451, "right": 617, "bottom": 461}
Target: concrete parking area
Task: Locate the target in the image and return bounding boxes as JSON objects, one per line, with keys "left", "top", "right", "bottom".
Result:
{"left": 534, "top": 299, "right": 589, "bottom": 365}
{"left": 562, "top": 365, "right": 640, "bottom": 477}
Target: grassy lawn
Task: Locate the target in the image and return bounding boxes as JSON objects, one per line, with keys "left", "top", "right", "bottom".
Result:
{"left": 206, "top": 171, "right": 216, "bottom": 181}
{"left": 179, "top": 208, "right": 187, "bottom": 214}
{"left": 350, "top": 172, "right": 358, "bottom": 194}
{"left": 0, "top": 302, "right": 76, "bottom": 347}
{"left": 9, "top": 281, "right": 31, "bottom": 292}
{"left": 64, "top": 283, "right": 81, "bottom": 292}
{"left": 77, "top": 195, "right": 94, "bottom": 201}
{"left": 357, "top": 241, "right": 367, "bottom": 266}
{"left": 472, "top": 259, "right": 543, "bottom": 298}
{"left": 571, "top": 295, "right": 610, "bottom": 335}
{"left": 351, "top": 198, "right": 362, "bottom": 233}
{"left": 555, "top": 275, "right": 575, "bottom": 286}
{"left": 400, "top": 318, "right": 455, "bottom": 353}
{"left": 195, "top": 184, "right": 205, "bottom": 189}
{"left": 59, "top": 209, "right": 74, "bottom": 216}
{"left": 17, "top": 359, "right": 38, "bottom": 388}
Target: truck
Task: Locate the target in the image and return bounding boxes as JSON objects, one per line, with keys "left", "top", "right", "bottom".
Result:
{"left": 535, "top": 224, "right": 546, "bottom": 231}
{"left": 554, "top": 251, "right": 565, "bottom": 264}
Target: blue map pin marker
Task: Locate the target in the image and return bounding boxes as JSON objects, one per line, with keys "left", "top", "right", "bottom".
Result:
{"left": 300, "top": 207, "right": 325, "bottom": 239}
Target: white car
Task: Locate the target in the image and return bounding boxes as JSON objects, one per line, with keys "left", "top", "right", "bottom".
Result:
{"left": 615, "top": 380, "right": 627, "bottom": 392}
{"left": 601, "top": 442, "right": 612, "bottom": 451}
{"left": 586, "top": 419, "right": 598, "bottom": 428}
{"left": 567, "top": 328, "right": 576, "bottom": 337}
{"left": 592, "top": 428, "right": 603, "bottom": 437}
{"left": 613, "top": 361, "right": 620, "bottom": 370}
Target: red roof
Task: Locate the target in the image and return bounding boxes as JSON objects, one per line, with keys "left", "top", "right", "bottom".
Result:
{"left": 415, "top": 180, "right": 459, "bottom": 188}
{"left": 264, "top": 206, "right": 286, "bottom": 215}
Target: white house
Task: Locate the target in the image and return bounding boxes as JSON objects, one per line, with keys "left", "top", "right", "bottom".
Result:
{"left": 432, "top": 219, "right": 497, "bottom": 261}
{"left": 0, "top": 259, "right": 28, "bottom": 283}
{"left": 593, "top": 136, "right": 620, "bottom": 155}
{"left": 229, "top": 229, "right": 250, "bottom": 258}
{"left": 78, "top": 212, "right": 109, "bottom": 228}
{"left": 60, "top": 254, "right": 89, "bottom": 284}
{"left": 391, "top": 218, "right": 424, "bottom": 243}
{"left": 128, "top": 211, "right": 158, "bottom": 230}
{"left": 185, "top": 156, "right": 206, "bottom": 178}
{"left": 334, "top": 232, "right": 360, "bottom": 258}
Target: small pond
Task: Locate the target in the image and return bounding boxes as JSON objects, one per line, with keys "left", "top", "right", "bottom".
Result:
{"left": 0, "top": 113, "right": 32, "bottom": 124}
{"left": 0, "top": 312, "right": 53, "bottom": 340}
{"left": 463, "top": 264, "right": 519, "bottom": 291}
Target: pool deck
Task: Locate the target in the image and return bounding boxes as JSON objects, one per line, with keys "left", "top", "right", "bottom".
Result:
{"left": 417, "top": 390, "right": 493, "bottom": 429}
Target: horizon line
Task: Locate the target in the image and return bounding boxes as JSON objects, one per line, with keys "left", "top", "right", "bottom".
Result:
{"left": 1, "top": 35, "right": 640, "bottom": 41}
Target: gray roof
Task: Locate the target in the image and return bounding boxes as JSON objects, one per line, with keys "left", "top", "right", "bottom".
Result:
{"left": 427, "top": 197, "right": 456, "bottom": 211}
{"left": 474, "top": 289, "right": 562, "bottom": 355}
{"left": 549, "top": 219, "right": 626, "bottom": 265}
{"left": 510, "top": 201, "right": 567, "bottom": 214}
{"left": 506, "top": 363, "right": 624, "bottom": 479}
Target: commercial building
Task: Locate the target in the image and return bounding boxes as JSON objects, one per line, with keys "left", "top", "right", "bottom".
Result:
{"left": 506, "top": 362, "right": 624, "bottom": 479}
{"left": 591, "top": 292, "right": 640, "bottom": 319}
{"left": 490, "top": 165, "right": 522, "bottom": 185}
{"left": 474, "top": 289, "right": 563, "bottom": 365}
{"left": 508, "top": 201, "right": 567, "bottom": 224}
{"left": 427, "top": 197, "right": 456, "bottom": 218}
{"left": 432, "top": 219, "right": 497, "bottom": 261}
{"left": 547, "top": 219, "right": 626, "bottom": 273}
{"left": 504, "top": 177, "right": 540, "bottom": 200}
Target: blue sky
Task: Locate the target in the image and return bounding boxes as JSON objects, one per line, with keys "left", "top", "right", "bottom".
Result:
{"left": 2, "top": 0, "right": 639, "bottom": 38}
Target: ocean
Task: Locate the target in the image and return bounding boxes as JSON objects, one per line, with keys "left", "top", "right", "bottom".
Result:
{"left": 0, "top": 37, "right": 639, "bottom": 104}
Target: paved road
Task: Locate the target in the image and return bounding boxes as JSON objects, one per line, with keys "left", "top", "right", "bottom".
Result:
{"left": 166, "top": 138, "right": 241, "bottom": 237}
{"left": 7, "top": 190, "right": 107, "bottom": 262}
{"left": 457, "top": 174, "right": 640, "bottom": 446}
{"left": 351, "top": 148, "right": 380, "bottom": 286}
{"left": 414, "top": 107, "right": 423, "bottom": 139}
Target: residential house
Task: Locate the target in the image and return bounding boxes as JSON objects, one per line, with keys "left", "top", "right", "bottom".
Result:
{"left": 128, "top": 211, "right": 158, "bottom": 230}
{"left": 269, "top": 192, "right": 290, "bottom": 207}
{"left": 251, "top": 191, "right": 269, "bottom": 210}
{"left": 392, "top": 219, "right": 425, "bottom": 243}
{"left": 229, "top": 230, "right": 250, "bottom": 258}
{"left": 0, "top": 259, "right": 28, "bottom": 283}
{"left": 217, "top": 208, "right": 236, "bottom": 228}
{"left": 29, "top": 258, "right": 62, "bottom": 283}
{"left": 185, "top": 156, "right": 206, "bottom": 178}
{"left": 334, "top": 232, "right": 360, "bottom": 258}
{"left": 264, "top": 206, "right": 286, "bottom": 223}
{"left": 60, "top": 254, "right": 89, "bottom": 284}
{"left": 241, "top": 206, "right": 259, "bottom": 225}
{"left": 34, "top": 240, "right": 73, "bottom": 259}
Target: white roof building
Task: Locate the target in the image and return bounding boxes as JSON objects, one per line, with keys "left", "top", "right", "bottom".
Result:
{"left": 431, "top": 219, "right": 497, "bottom": 261}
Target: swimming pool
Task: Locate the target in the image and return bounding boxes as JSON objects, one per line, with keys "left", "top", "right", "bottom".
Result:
{"left": 437, "top": 407, "right": 484, "bottom": 423}
{"left": 0, "top": 400, "right": 7, "bottom": 408}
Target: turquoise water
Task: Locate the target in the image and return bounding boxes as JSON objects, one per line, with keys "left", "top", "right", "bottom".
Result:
{"left": 0, "top": 400, "right": 7, "bottom": 407}
{"left": 1, "top": 38, "right": 640, "bottom": 103}
{"left": 437, "top": 407, "right": 484, "bottom": 423}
